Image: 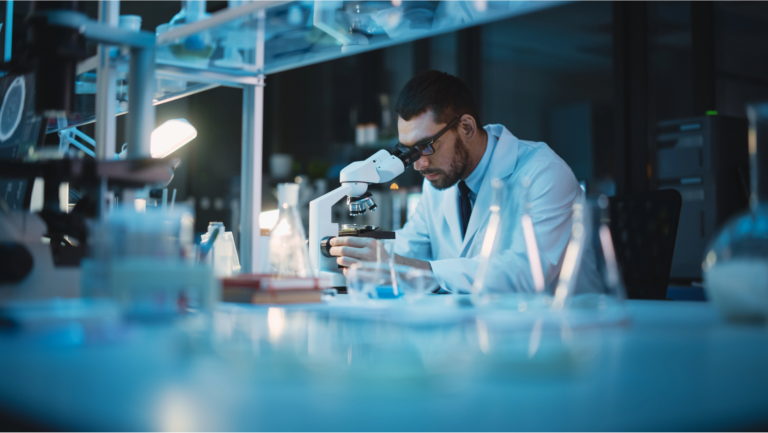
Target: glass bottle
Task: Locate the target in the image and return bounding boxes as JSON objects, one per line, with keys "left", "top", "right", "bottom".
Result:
{"left": 703, "top": 103, "right": 768, "bottom": 322}
{"left": 268, "top": 183, "right": 312, "bottom": 278}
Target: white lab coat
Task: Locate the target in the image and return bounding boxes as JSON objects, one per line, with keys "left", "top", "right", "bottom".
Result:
{"left": 395, "top": 124, "right": 582, "bottom": 293}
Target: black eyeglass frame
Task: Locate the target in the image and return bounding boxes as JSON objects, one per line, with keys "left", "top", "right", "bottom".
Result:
{"left": 394, "top": 115, "right": 463, "bottom": 157}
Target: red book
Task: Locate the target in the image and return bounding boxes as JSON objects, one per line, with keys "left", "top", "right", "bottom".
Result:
{"left": 221, "top": 274, "right": 325, "bottom": 304}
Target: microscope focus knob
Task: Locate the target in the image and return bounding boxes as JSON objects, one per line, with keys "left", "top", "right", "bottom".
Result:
{"left": 0, "top": 242, "right": 34, "bottom": 284}
{"left": 320, "top": 236, "right": 335, "bottom": 258}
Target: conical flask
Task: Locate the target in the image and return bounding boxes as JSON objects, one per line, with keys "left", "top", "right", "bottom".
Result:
{"left": 551, "top": 195, "right": 626, "bottom": 314}
{"left": 470, "top": 177, "right": 547, "bottom": 307}
{"left": 268, "top": 183, "right": 312, "bottom": 278}
{"left": 703, "top": 103, "right": 768, "bottom": 322}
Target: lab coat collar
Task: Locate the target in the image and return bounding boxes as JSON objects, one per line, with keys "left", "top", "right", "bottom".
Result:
{"left": 463, "top": 133, "right": 495, "bottom": 197}
{"left": 485, "top": 124, "right": 519, "bottom": 180}
{"left": 459, "top": 124, "right": 519, "bottom": 253}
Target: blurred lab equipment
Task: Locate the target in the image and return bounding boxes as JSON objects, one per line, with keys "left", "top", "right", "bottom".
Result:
{"left": 347, "top": 262, "right": 438, "bottom": 304}
{"left": 167, "top": 0, "right": 214, "bottom": 62}
{"left": 355, "top": 123, "right": 379, "bottom": 146}
{"left": 201, "top": 222, "right": 241, "bottom": 278}
{"left": 214, "top": 0, "right": 257, "bottom": 68}
{"left": 154, "top": 0, "right": 213, "bottom": 95}
{"left": 703, "top": 103, "right": 768, "bottom": 322}
{"left": 269, "top": 183, "right": 312, "bottom": 278}
{"left": 309, "top": 145, "right": 422, "bottom": 288}
{"left": 269, "top": 153, "right": 293, "bottom": 179}
{"left": 609, "top": 190, "right": 683, "bottom": 300}
{"left": 119, "top": 15, "right": 142, "bottom": 32}
{"left": 81, "top": 206, "right": 217, "bottom": 318}
{"left": 551, "top": 195, "right": 626, "bottom": 315}
{"left": 0, "top": 157, "right": 177, "bottom": 303}
{"left": 471, "top": 178, "right": 546, "bottom": 307}
{"left": 25, "top": 2, "right": 90, "bottom": 118}
{"left": 655, "top": 116, "right": 749, "bottom": 281}
{"left": 118, "top": 15, "right": 142, "bottom": 56}
{"left": 15, "top": 1, "right": 157, "bottom": 159}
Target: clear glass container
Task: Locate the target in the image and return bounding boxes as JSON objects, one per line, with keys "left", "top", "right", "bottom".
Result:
{"left": 268, "top": 183, "right": 312, "bottom": 278}
{"left": 551, "top": 195, "right": 626, "bottom": 313}
{"left": 470, "top": 177, "right": 548, "bottom": 309}
{"left": 80, "top": 205, "right": 217, "bottom": 318}
{"left": 346, "top": 262, "right": 438, "bottom": 304}
{"left": 703, "top": 103, "right": 768, "bottom": 322}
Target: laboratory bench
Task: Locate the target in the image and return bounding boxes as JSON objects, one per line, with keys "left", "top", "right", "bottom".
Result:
{"left": 0, "top": 295, "right": 766, "bottom": 431}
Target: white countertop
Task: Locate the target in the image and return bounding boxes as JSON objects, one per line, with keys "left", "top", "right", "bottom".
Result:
{"left": 0, "top": 296, "right": 766, "bottom": 431}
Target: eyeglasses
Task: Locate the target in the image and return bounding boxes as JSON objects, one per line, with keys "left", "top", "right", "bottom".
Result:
{"left": 395, "top": 115, "right": 462, "bottom": 157}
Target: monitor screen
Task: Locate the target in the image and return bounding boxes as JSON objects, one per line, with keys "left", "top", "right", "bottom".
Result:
{"left": 0, "top": 73, "right": 43, "bottom": 210}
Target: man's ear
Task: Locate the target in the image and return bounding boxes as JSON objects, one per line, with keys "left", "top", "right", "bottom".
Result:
{"left": 459, "top": 114, "right": 478, "bottom": 140}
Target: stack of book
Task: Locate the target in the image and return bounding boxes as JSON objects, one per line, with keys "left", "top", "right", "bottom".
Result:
{"left": 221, "top": 274, "right": 326, "bottom": 304}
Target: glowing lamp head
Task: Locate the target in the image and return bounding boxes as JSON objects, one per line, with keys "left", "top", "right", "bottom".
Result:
{"left": 150, "top": 119, "right": 197, "bottom": 158}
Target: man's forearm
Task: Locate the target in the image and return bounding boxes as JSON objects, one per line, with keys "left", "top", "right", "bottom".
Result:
{"left": 394, "top": 254, "right": 432, "bottom": 272}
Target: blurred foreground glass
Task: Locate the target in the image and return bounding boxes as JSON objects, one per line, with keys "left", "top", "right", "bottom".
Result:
{"left": 81, "top": 205, "right": 217, "bottom": 318}
{"left": 268, "top": 183, "right": 312, "bottom": 278}
{"left": 551, "top": 195, "right": 626, "bottom": 314}
{"left": 471, "top": 178, "right": 547, "bottom": 308}
{"left": 703, "top": 102, "right": 768, "bottom": 322}
{"left": 347, "top": 262, "right": 438, "bottom": 303}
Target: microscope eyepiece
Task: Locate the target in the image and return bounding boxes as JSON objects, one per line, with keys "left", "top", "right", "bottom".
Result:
{"left": 394, "top": 143, "right": 422, "bottom": 168}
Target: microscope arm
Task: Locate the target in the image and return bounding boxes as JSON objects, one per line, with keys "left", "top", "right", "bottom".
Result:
{"left": 309, "top": 183, "right": 355, "bottom": 275}
{"left": 308, "top": 147, "right": 417, "bottom": 283}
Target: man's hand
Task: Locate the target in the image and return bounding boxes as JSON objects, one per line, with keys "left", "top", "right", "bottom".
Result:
{"left": 328, "top": 237, "right": 432, "bottom": 275}
{"left": 328, "top": 237, "right": 380, "bottom": 268}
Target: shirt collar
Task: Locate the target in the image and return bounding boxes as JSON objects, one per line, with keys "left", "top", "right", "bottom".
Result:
{"left": 463, "top": 131, "right": 496, "bottom": 197}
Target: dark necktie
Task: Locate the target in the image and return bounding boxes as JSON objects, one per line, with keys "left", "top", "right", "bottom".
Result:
{"left": 458, "top": 180, "right": 472, "bottom": 239}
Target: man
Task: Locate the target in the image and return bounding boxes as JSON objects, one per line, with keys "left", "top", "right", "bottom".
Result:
{"left": 329, "top": 71, "right": 581, "bottom": 293}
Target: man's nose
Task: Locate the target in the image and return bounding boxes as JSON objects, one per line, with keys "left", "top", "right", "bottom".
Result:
{"left": 413, "top": 155, "right": 429, "bottom": 171}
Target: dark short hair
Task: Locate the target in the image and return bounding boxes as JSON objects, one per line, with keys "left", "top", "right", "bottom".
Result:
{"left": 395, "top": 70, "right": 481, "bottom": 128}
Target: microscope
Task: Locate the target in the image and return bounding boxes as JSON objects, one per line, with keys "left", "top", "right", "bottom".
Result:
{"left": 309, "top": 146, "right": 421, "bottom": 288}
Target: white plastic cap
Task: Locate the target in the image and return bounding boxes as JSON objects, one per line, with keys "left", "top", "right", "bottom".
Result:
{"left": 278, "top": 183, "right": 300, "bottom": 207}
{"left": 119, "top": 15, "right": 142, "bottom": 32}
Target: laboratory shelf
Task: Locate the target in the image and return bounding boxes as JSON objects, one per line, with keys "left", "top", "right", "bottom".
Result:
{"left": 47, "top": 80, "right": 217, "bottom": 135}
{"left": 158, "top": 0, "right": 565, "bottom": 76}
{"left": 50, "top": 0, "right": 563, "bottom": 134}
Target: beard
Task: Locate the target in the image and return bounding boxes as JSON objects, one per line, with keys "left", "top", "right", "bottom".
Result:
{"left": 420, "top": 135, "right": 470, "bottom": 190}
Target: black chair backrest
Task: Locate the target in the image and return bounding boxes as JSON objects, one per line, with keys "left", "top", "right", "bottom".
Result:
{"left": 609, "top": 189, "right": 683, "bottom": 300}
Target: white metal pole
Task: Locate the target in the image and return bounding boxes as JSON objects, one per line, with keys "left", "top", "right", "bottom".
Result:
{"left": 95, "top": 1, "right": 119, "bottom": 216}
{"left": 126, "top": 44, "right": 156, "bottom": 159}
{"left": 240, "top": 9, "right": 266, "bottom": 273}
{"left": 95, "top": 0, "right": 118, "bottom": 161}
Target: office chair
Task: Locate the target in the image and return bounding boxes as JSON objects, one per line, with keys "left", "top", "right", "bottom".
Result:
{"left": 609, "top": 189, "right": 683, "bottom": 300}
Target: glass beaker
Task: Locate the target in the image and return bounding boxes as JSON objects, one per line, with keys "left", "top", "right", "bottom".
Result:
{"left": 550, "top": 195, "right": 626, "bottom": 318}
{"left": 703, "top": 103, "right": 768, "bottom": 322}
{"left": 268, "top": 183, "right": 312, "bottom": 278}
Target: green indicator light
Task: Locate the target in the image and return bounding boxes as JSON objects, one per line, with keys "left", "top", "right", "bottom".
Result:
{"left": 706, "top": 110, "right": 718, "bottom": 116}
